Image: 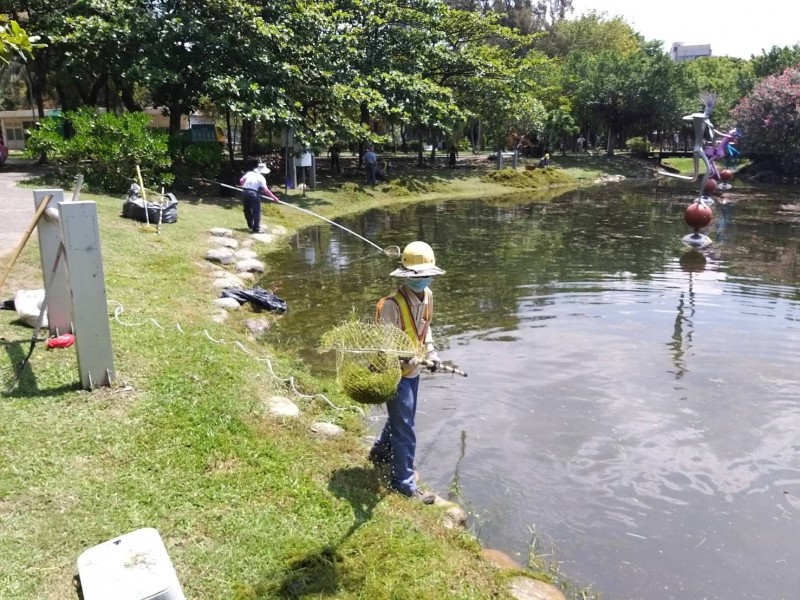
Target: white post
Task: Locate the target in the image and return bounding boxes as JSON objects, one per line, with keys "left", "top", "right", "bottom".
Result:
{"left": 288, "top": 155, "right": 298, "bottom": 190}
{"left": 58, "top": 201, "right": 115, "bottom": 389}
{"left": 34, "top": 189, "right": 71, "bottom": 336}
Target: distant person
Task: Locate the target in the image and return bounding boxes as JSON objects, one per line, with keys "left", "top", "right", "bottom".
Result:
{"left": 363, "top": 146, "right": 378, "bottom": 185}
{"left": 448, "top": 144, "right": 458, "bottom": 168}
{"left": 330, "top": 143, "right": 341, "bottom": 174}
{"left": 538, "top": 153, "right": 550, "bottom": 168}
{"left": 576, "top": 134, "right": 586, "bottom": 153}
{"left": 239, "top": 161, "right": 279, "bottom": 234}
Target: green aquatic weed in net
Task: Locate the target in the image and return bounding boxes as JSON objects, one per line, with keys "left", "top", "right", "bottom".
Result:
{"left": 319, "top": 321, "right": 422, "bottom": 405}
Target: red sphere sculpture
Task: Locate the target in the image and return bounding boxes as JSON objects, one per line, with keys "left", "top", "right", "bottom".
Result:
{"left": 703, "top": 178, "right": 717, "bottom": 194}
{"left": 684, "top": 202, "right": 713, "bottom": 229}
{"left": 720, "top": 169, "right": 734, "bottom": 181}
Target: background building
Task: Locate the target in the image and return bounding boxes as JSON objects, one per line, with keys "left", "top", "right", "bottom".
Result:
{"left": 670, "top": 42, "right": 712, "bottom": 62}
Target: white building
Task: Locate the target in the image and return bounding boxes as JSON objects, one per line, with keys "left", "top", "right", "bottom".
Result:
{"left": 0, "top": 109, "right": 53, "bottom": 151}
{"left": 670, "top": 42, "right": 712, "bottom": 62}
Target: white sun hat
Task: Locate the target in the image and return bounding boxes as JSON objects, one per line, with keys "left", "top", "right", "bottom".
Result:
{"left": 255, "top": 162, "right": 270, "bottom": 174}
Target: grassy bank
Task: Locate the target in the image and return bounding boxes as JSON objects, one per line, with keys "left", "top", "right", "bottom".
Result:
{"left": 659, "top": 156, "right": 751, "bottom": 176}
{"left": 0, "top": 164, "right": 584, "bottom": 599}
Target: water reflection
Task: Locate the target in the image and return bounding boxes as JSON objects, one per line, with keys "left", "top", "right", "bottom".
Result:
{"left": 264, "top": 183, "right": 800, "bottom": 600}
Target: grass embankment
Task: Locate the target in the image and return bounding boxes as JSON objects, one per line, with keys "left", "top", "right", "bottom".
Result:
{"left": 0, "top": 164, "right": 575, "bottom": 599}
{"left": 659, "top": 156, "right": 751, "bottom": 177}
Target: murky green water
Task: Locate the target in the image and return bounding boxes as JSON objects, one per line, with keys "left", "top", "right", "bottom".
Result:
{"left": 264, "top": 181, "right": 800, "bottom": 600}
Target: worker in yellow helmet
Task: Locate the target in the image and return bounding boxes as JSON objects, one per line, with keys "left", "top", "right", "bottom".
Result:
{"left": 370, "top": 241, "right": 445, "bottom": 504}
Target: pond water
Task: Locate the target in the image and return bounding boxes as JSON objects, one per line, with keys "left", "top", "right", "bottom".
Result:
{"left": 264, "top": 181, "right": 800, "bottom": 600}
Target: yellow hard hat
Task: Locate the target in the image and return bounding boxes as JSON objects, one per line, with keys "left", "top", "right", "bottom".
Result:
{"left": 390, "top": 241, "right": 446, "bottom": 277}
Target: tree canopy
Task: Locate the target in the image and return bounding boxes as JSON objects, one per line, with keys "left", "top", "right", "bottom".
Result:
{"left": 4, "top": 0, "right": 800, "bottom": 171}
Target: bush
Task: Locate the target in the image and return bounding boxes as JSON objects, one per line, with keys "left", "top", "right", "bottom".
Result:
{"left": 26, "top": 108, "right": 172, "bottom": 193}
{"left": 625, "top": 136, "right": 651, "bottom": 158}
{"left": 732, "top": 65, "right": 800, "bottom": 173}
{"left": 170, "top": 137, "right": 223, "bottom": 180}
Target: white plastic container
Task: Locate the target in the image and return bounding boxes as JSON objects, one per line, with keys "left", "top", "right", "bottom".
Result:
{"left": 76, "top": 527, "right": 186, "bottom": 600}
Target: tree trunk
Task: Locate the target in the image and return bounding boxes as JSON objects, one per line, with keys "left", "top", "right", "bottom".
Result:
{"left": 114, "top": 77, "right": 143, "bottom": 112}
{"left": 359, "top": 101, "right": 370, "bottom": 167}
{"left": 417, "top": 127, "right": 424, "bottom": 167}
{"left": 241, "top": 119, "right": 255, "bottom": 159}
{"left": 86, "top": 73, "right": 109, "bottom": 107}
{"left": 225, "top": 110, "right": 235, "bottom": 170}
{"left": 168, "top": 105, "right": 183, "bottom": 135}
{"left": 32, "top": 62, "right": 47, "bottom": 119}
{"left": 606, "top": 128, "right": 616, "bottom": 156}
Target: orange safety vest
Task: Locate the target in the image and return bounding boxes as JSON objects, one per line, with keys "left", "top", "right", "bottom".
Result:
{"left": 375, "top": 286, "right": 432, "bottom": 350}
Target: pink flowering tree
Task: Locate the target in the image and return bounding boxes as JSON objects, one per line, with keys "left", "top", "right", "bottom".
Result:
{"left": 731, "top": 65, "right": 800, "bottom": 172}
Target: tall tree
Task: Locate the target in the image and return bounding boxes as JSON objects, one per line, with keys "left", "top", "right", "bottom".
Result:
{"left": 536, "top": 10, "right": 640, "bottom": 58}
{"left": 751, "top": 44, "right": 800, "bottom": 79}
{"left": 565, "top": 41, "right": 685, "bottom": 154}
{"left": 682, "top": 56, "right": 753, "bottom": 126}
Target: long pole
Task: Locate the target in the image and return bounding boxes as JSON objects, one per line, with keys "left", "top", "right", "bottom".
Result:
{"left": 136, "top": 165, "right": 150, "bottom": 226}
{"left": 201, "top": 178, "right": 387, "bottom": 254}
{"left": 0, "top": 193, "right": 53, "bottom": 292}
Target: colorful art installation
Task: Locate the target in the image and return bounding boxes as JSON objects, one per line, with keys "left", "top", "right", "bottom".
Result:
{"left": 704, "top": 126, "right": 741, "bottom": 191}
{"left": 657, "top": 92, "right": 741, "bottom": 249}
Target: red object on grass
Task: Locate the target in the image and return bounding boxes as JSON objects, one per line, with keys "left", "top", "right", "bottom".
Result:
{"left": 46, "top": 333, "right": 75, "bottom": 349}
{"left": 720, "top": 169, "right": 734, "bottom": 181}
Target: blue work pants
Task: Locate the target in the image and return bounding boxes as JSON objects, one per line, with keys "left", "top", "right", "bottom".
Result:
{"left": 365, "top": 163, "right": 377, "bottom": 185}
{"left": 373, "top": 375, "right": 420, "bottom": 495}
{"left": 242, "top": 189, "right": 261, "bottom": 232}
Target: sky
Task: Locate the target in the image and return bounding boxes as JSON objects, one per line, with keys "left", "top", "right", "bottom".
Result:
{"left": 568, "top": 0, "right": 800, "bottom": 60}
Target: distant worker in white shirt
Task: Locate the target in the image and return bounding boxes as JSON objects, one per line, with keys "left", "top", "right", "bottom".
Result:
{"left": 239, "top": 161, "right": 279, "bottom": 233}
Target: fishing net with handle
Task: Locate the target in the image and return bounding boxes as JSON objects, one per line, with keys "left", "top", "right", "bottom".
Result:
{"left": 319, "top": 320, "right": 422, "bottom": 404}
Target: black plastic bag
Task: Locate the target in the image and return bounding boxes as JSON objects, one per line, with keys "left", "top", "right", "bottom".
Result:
{"left": 221, "top": 287, "right": 288, "bottom": 314}
{"left": 122, "top": 188, "right": 179, "bottom": 224}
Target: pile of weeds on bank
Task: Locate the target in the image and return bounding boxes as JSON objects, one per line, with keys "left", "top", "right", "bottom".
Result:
{"left": 481, "top": 166, "right": 575, "bottom": 188}
{"left": 0, "top": 187, "right": 521, "bottom": 599}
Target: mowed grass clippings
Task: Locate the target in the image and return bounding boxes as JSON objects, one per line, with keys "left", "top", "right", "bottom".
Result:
{"left": 0, "top": 183, "right": 521, "bottom": 599}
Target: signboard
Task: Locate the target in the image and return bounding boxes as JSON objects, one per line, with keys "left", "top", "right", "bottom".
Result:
{"left": 298, "top": 152, "right": 313, "bottom": 167}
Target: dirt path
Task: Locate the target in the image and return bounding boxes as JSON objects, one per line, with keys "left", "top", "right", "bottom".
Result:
{"left": 0, "top": 161, "right": 52, "bottom": 259}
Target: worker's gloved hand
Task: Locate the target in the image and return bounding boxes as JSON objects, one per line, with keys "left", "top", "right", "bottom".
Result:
{"left": 406, "top": 356, "right": 420, "bottom": 367}
{"left": 426, "top": 351, "right": 441, "bottom": 371}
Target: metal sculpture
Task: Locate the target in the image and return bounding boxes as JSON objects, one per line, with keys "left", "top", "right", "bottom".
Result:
{"left": 658, "top": 93, "right": 728, "bottom": 249}
{"left": 704, "top": 126, "right": 741, "bottom": 190}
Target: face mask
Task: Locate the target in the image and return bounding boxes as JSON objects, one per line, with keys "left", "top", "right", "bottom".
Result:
{"left": 405, "top": 277, "right": 431, "bottom": 292}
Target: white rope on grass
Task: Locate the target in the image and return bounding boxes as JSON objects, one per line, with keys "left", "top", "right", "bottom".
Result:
{"left": 109, "top": 300, "right": 165, "bottom": 329}
{"left": 106, "top": 299, "right": 361, "bottom": 415}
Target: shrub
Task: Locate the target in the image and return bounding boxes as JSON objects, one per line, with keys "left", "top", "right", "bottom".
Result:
{"left": 26, "top": 108, "right": 172, "bottom": 192}
{"left": 731, "top": 64, "right": 800, "bottom": 173}
{"left": 170, "top": 138, "right": 223, "bottom": 180}
{"left": 625, "top": 136, "right": 651, "bottom": 158}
